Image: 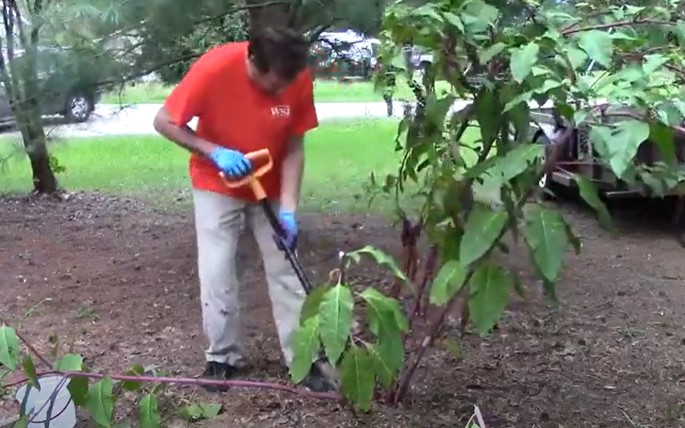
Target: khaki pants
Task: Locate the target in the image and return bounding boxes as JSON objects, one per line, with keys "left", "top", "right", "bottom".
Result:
{"left": 192, "top": 188, "right": 306, "bottom": 368}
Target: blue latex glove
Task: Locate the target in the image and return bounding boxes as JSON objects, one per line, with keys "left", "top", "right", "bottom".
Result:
{"left": 209, "top": 147, "right": 252, "bottom": 179}
{"left": 275, "top": 208, "right": 298, "bottom": 251}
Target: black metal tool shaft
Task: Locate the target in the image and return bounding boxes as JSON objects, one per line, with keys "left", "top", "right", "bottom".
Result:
{"left": 258, "top": 199, "right": 314, "bottom": 295}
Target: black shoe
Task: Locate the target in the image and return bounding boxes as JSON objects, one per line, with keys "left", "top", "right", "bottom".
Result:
{"left": 279, "top": 357, "right": 338, "bottom": 393}
{"left": 201, "top": 361, "right": 239, "bottom": 392}
{"left": 300, "top": 360, "right": 339, "bottom": 393}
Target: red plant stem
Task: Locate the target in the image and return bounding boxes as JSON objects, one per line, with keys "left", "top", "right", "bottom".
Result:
{"left": 392, "top": 186, "right": 536, "bottom": 405}
{"left": 406, "top": 245, "right": 438, "bottom": 331}
{"left": 4, "top": 370, "right": 342, "bottom": 401}
{"left": 393, "top": 281, "right": 470, "bottom": 406}
{"left": 391, "top": 218, "right": 421, "bottom": 299}
{"left": 418, "top": 248, "right": 440, "bottom": 320}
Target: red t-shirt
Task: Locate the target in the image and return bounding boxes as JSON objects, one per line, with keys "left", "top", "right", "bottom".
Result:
{"left": 163, "top": 41, "right": 319, "bottom": 201}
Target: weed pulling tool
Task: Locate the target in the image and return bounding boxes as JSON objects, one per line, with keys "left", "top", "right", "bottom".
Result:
{"left": 221, "top": 150, "right": 341, "bottom": 391}
{"left": 219, "top": 148, "right": 314, "bottom": 295}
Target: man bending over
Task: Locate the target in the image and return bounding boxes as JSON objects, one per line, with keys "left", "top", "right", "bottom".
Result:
{"left": 152, "top": 26, "right": 335, "bottom": 393}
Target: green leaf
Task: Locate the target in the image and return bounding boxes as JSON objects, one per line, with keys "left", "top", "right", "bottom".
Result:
{"left": 377, "top": 333, "right": 404, "bottom": 381}
{"left": 479, "top": 42, "right": 506, "bottom": 64}
{"left": 346, "top": 245, "right": 407, "bottom": 282}
{"left": 566, "top": 47, "right": 588, "bottom": 69}
{"left": 443, "top": 12, "right": 464, "bottom": 32}
{"left": 523, "top": 205, "right": 569, "bottom": 283}
{"left": 643, "top": 54, "right": 669, "bottom": 75}
{"left": 459, "top": 205, "right": 509, "bottom": 267}
{"left": 12, "top": 415, "right": 28, "bottom": 428}
{"left": 358, "top": 288, "right": 405, "bottom": 386}
{"left": 468, "top": 262, "right": 512, "bottom": 336}
{"left": 359, "top": 287, "right": 408, "bottom": 334}
{"left": 429, "top": 260, "right": 467, "bottom": 305}
{"left": 606, "top": 120, "right": 650, "bottom": 178}
{"left": 389, "top": 54, "right": 407, "bottom": 71}
{"left": 122, "top": 364, "right": 145, "bottom": 391}
{"left": 289, "top": 316, "right": 321, "bottom": 383}
{"left": 54, "top": 354, "right": 83, "bottom": 372}
{"left": 68, "top": 376, "right": 89, "bottom": 406}
{"left": 510, "top": 42, "right": 539, "bottom": 83}
{"left": 339, "top": 345, "right": 375, "bottom": 412}
{"left": 476, "top": 87, "right": 502, "bottom": 148}
{"left": 588, "top": 125, "right": 612, "bottom": 159}
{"left": 538, "top": 79, "right": 562, "bottom": 94}
{"left": 182, "top": 403, "right": 222, "bottom": 421}
{"left": 574, "top": 175, "right": 613, "bottom": 231}
{"left": 503, "top": 90, "right": 533, "bottom": 112}
{"left": 414, "top": 4, "right": 443, "bottom": 21}
{"left": 426, "top": 94, "right": 457, "bottom": 131}
{"left": 578, "top": 30, "right": 613, "bottom": 67}
{"left": 489, "top": 144, "right": 545, "bottom": 182}
{"left": 0, "top": 324, "right": 20, "bottom": 370}
{"left": 300, "top": 285, "right": 329, "bottom": 323}
{"left": 462, "top": 0, "right": 499, "bottom": 28}
{"left": 21, "top": 355, "right": 39, "bottom": 390}
{"left": 87, "top": 377, "right": 114, "bottom": 428}
{"left": 365, "top": 343, "right": 396, "bottom": 389}
{"left": 318, "top": 284, "right": 354, "bottom": 365}
{"left": 139, "top": 394, "right": 161, "bottom": 428}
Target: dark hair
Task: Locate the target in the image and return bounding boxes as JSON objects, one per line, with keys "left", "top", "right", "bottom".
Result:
{"left": 247, "top": 26, "right": 310, "bottom": 81}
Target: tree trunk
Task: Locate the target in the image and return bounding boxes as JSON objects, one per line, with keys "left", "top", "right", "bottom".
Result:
{"left": 11, "top": 45, "right": 60, "bottom": 194}
{"left": 22, "top": 119, "right": 58, "bottom": 194}
{"left": 14, "top": 92, "right": 58, "bottom": 194}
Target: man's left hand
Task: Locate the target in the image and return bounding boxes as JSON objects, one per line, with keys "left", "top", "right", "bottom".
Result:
{"left": 276, "top": 208, "right": 298, "bottom": 251}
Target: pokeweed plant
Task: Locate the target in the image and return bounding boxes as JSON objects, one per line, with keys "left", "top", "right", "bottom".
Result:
{"left": 291, "top": 0, "right": 685, "bottom": 412}
{"left": 4, "top": 0, "right": 685, "bottom": 422}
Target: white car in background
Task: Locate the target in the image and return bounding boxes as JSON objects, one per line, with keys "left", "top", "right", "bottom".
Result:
{"left": 314, "top": 30, "right": 381, "bottom": 77}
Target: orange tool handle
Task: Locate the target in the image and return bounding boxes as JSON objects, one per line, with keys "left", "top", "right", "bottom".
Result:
{"left": 219, "top": 148, "right": 273, "bottom": 200}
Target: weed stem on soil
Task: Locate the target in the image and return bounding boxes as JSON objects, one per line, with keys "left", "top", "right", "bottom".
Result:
{"left": 5, "top": 370, "right": 343, "bottom": 401}
{"left": 5, "top": 325, "right": 342, "bottom": 403}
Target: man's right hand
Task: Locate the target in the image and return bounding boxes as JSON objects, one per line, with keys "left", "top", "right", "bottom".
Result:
{"left": 209, "top": 147, "right": 253, "bottom": 179}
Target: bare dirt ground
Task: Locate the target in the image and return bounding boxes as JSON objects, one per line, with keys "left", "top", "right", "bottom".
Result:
{"left": 1, "top": 191, "right": 685, "bottom": 428}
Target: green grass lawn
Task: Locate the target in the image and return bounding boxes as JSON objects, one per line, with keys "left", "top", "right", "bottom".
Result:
{"left": 0, "top": 118, "right": 491, "bottom": 213}
{"left": 101, "top": 79, "right": 452, "bottom": 105}
{"left": 0, "top": 119, "right": 417, "bottom": 213}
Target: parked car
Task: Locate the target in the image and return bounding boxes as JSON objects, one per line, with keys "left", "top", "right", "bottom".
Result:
{"left": 0, "top": 46, "right": 102, "bottom": 127}
{"left": 309, "top": 30, "right": 380, "bottom": 80}
{"left": 530, "top": 102, "right": 685, "bottom": 200}
{"left": 404, "top": 45, "right": 433, "bottom": 70}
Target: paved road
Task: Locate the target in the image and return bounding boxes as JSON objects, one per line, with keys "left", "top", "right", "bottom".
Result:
{"left": 33, "top": 101, "right": 428, "bottom": 139}
{"left": 10, "top": 97, "right": 558, "bottom": 139}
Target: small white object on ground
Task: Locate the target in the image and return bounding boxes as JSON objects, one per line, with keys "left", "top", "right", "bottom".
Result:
{"left": 15, "top": 375, "right": 76, "bottom": 428}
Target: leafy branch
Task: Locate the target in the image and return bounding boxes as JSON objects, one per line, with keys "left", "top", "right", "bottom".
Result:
{"left": 320, "top": 0, "right": 685, "bottom": 414}
{"left": 0, "top": 323, "right": 341, "bottom": 427}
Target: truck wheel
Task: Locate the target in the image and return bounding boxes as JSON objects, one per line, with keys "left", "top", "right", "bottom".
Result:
{"left": 64, "top": 92, "right": 93, "bottom": 123}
